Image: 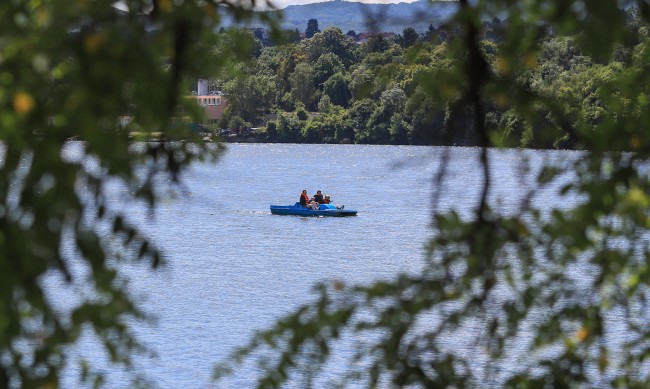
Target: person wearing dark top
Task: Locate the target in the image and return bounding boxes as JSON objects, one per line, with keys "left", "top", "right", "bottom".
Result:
{"left": 313, "top": 190, "right": 324, "bottom": 204}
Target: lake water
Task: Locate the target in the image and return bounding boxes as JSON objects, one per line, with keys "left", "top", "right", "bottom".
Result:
{"left": 59, "top": 143, "right": 581, "bottom": 388}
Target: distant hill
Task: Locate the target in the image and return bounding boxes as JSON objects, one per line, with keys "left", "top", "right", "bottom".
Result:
{"left": 224, "top": 0, "right": 458, "bottom": 34}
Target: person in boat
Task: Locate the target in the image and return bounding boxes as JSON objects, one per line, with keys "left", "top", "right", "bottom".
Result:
{"left": 322, "top": 194, "right": 343, "bottom": 209}
{"left": 313, "top": 190, "right": 324, "bottom": 204}
{"left": 299, "top": 189, "right": 318, "bottom": 210}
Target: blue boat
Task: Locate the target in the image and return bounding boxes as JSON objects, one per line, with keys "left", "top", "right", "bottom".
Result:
{"left": 270, "top": 202, "right": 357, "bottom": 217}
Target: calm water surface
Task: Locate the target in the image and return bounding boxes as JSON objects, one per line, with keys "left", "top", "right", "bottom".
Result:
{"left": 60, "top": 144, "right": 579, "bottom": 388}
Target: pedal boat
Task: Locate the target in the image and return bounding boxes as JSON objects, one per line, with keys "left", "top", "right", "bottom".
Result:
{"left": 270, "top": 202, "right": 357, "bottom": 217}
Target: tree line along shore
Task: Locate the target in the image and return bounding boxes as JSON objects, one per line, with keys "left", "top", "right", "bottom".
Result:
{"left": 205, "top": 13, "right": 648, "bottom": 150}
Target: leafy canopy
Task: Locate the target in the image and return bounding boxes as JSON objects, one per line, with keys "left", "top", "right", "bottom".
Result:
{"left": 0, "top": 0, "right": 279, "bottom": 387}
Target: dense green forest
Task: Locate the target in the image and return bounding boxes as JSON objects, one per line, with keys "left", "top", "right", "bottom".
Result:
{"left": 214, "top": 12, "right": 649, "bottom": 149}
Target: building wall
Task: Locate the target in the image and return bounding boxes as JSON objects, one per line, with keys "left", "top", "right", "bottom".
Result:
{"left": 118, "top": 88, "right": 227, "bottom": 128}
{"left": 188, "top": 95, "right": 227, "bottom": 124}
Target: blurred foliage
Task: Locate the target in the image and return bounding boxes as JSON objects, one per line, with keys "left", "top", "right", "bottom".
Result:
{"left": 8, "top": 0, "right": 650, "bottom": 387}
{"left": 0, "top": 0, "right": 279, "bottom": 387}
{"left": 215, "top": 0, "right": 650, "bottom": 388}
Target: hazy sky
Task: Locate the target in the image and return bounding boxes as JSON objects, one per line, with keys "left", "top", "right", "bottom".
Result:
{"left": 267, "top": 0, "right": 418, "bottom": 9}
{"left": 114, "top": 0, "right": 421, "bottom": 12}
